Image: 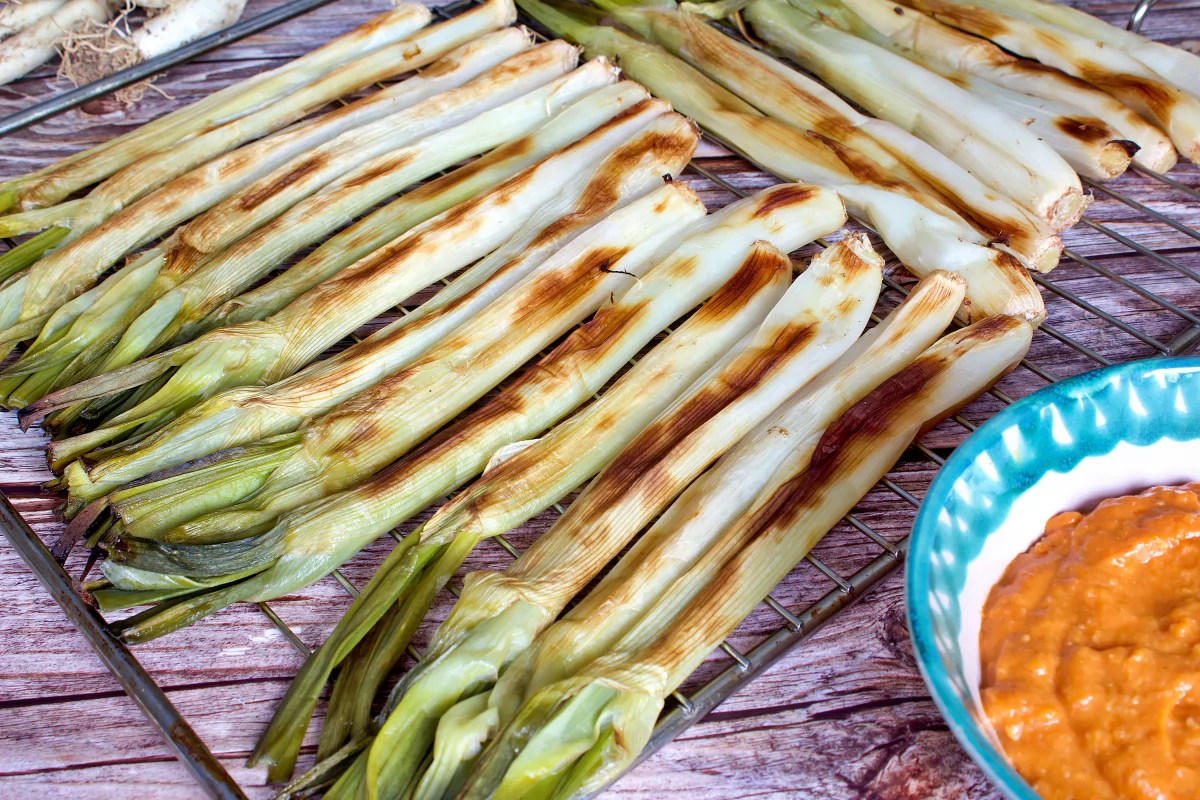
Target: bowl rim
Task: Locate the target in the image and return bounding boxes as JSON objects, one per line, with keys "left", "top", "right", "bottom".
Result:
{"left": 905, "top": 355, "right": 1200, "bottom": 799}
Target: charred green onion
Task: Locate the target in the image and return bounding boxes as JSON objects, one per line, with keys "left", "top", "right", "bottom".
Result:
{"left": 249, "top": 182, "right": 844, "bottom": 781}
{"left": 38, "top": 98, "right": 677, "bottom": 493}
{"left": 456, "top": 315, "right": 1032, "bottom": 800}
{"left": 818, "top": 0, "right": 1175, "bottom": 174}
{"left": 518, "top": 0, "right": 1045, "bottom": 321}
{"left": 353, "top": 235, "right": 881, "bottom": 800}
{"left": 903, "top": 0, "right": 1200, "bottom": 163}
{"left": 0, "top": 2, "right": 438, "bottom": 214}
{"left": 2, "top": 40, "right": 606, "bottom": 408}
{"left": 0, "top": 0, "right": 516, "bottom": 348}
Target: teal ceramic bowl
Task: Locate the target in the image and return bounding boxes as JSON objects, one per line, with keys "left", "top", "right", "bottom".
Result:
{"left": 907, "top": 357, "right": 1200, "bottom": 799}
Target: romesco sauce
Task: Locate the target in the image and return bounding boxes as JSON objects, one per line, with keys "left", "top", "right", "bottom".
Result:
{"left": 980, "top": 483, "right": 1200, "bottom": 800}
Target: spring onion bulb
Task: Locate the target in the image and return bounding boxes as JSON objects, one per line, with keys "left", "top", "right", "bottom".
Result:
{"left": 746, "top": 0, "right": 1084, "bottom": 229}
{"left": 0, "top": 0, "right": 516, "bottom": 346}
{"left": 460, "top": 315, "right": 1033, "bottom": 800}
{"left": 955, "top": 0, "right": 1200, "bottom": 100}
{"left": 519, "top": 0, "right": 1044, "bottom": 321}
{"left": 415, "top": 267, "right": 966, "bottom": 800}
{"left": 249, "top": 182, "right": 843, "bottom": 781}
{"left": 602, "top": 2, "right": 1061, "bottom": 271}
{"left": 55, "top": 0, "right": 249, "bottom": 92}
{"left": 2, "top": 39, "right": 600, "bottom": 408}
{"left": 75, "top": 100, "right": 685, "bottom": 518}
{"left": 0, "top": 0, "right": 69, "bottom": 36}
{"left": 352, "top": 235, "right": 880, "bottom": 800}
{"left": 0, "top": 0, "right": 113, "bottom": 86}
{"left": 0, "top": 1, "right": 440, "bottom": 213}
{"left": 826, "top": 0, "right": 1176, "bottom": 173}
{"left": 36, "top": 97, "right": 675, "bottom": 484}
{"left": 129, "top": 0, "right": 247, "bottom": 59}
{"left": 902, "top": 0, "right": 1200, "bottom": 163}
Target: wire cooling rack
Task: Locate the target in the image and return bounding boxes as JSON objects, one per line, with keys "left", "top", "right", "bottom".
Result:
{"left": 2, "top": 0, "right": 1198, "bottom": 798}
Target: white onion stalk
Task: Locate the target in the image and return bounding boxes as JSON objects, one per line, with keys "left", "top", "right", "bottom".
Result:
{"left": 100, "top": 183, "right": 709, "bottom": 644}
{"left": 0, "top": 2, "right": 439, "bottom": 213}
{"left": 124, "top": 179, "right": 705, "bottom": 546}
{"left": 520, "top": 272, "right": 967, "bottom": 679}
{"left": 316, "top": 251, "right": 786, "bottom": 769}
{"left": 460, "top": 316, "right": 1033, "bottom": 800}
{"left": 105, "top": 178, "right": 705, "bottom": 554}
{"left": 126, "top": 47, "right": 601, "bottom": 363}
{"left": 746, "top": 0, "right": 1084, "bottom": 228}
{"left": 2, "top": 39, "right": 597, "bottom": 408}
{"left": 65, "top": 100, "right": 682, "bottom": 512}
{"left": 420, "top": 268, "right": 966, "bottom": 800}
{"left": 101, "top": 123, "right": 690, "bottom": 542}
{"left": 46, "top": 89, "right": 654, "bottom": 534}
{"left": 902, "top": 0, "right": 1200, "bottom": 163}
{"left": 826, "top": 0, "right": 1176, "bottom": 173}
{"left": 130, "top": 0, "right": 247, "bottom": 58}
{"left": 249, "top": 183, "right": 831, "bottom": 784}
{"left": 964, "top": 78, "right": 1133, "bottom": 180}
{"left": 962, "top": 0, "right": 1200, "bottom": 99}
{"left": 204, "top": 80, "right": 650, "bottom": 330}
{"left": 166, "top": 46, "right": 577, "bottom": 271}
{"left": 37, "top": 101, "right": 685, "bottom": 496}
{"left": 39, "top": 81, "right": 651, "bottom": 442}
{"left": 0, "top": 0, "right": 112, "bottom": 85}
{"left": 825, "top": 0, "right": 1171, "bottom": 170}
{"left": 0, "top": 8, "right": 453, "bottom": 242}
{"left": 0, "top": 0, "right": 67, "bottom": 37}
{"left": 605, "top": 2, "right": 1060, "bottom": 271}
{"left": 1, "top": 28, "right": 539, "bottom": 397}
{"left": 0, "top": 0, "right": 515, "bottom": 345}
{"left": 354, "top": 236, "right": 881, "bottom": 800}
{"left": 520, "top": 0, "right": 1045, "bottom": 320}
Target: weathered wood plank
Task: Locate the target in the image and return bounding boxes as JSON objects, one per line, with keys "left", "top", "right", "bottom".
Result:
{"left": 0, "top": 679, "right": 309, "bottom": 774}
{"left": 1, "top": 552, "right": 1002, "bottom": 800}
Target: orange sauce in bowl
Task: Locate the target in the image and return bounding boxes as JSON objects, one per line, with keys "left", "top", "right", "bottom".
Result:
{"left": 980, "top": 483, "right": 1200, "bottom": 800}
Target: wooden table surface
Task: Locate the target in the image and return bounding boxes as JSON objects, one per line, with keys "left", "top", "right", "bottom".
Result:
{"left": 2, "top": 1, "right": 1199, "bottom": 797}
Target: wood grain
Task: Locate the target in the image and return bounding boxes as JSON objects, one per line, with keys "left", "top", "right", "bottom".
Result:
{"left": 1, "top": 0, "right": 1198, "bottom": 798}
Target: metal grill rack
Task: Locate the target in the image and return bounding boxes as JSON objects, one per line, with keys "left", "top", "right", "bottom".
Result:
{"left": 2, "top": 1, "right": 1198, "bottom": 798}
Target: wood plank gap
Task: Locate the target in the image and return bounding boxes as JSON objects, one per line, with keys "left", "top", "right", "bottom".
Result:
{"left": 0, "top": 674, "right": 299, "bottom": 711}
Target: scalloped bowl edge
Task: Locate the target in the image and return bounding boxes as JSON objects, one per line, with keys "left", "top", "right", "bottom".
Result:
{"left": 906, "top": 357, "right": 1200, "bottom": 800}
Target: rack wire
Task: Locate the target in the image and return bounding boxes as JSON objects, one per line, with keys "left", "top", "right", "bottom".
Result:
{"left": 1, "top": 0, "right": 1198, "bottom": 798}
